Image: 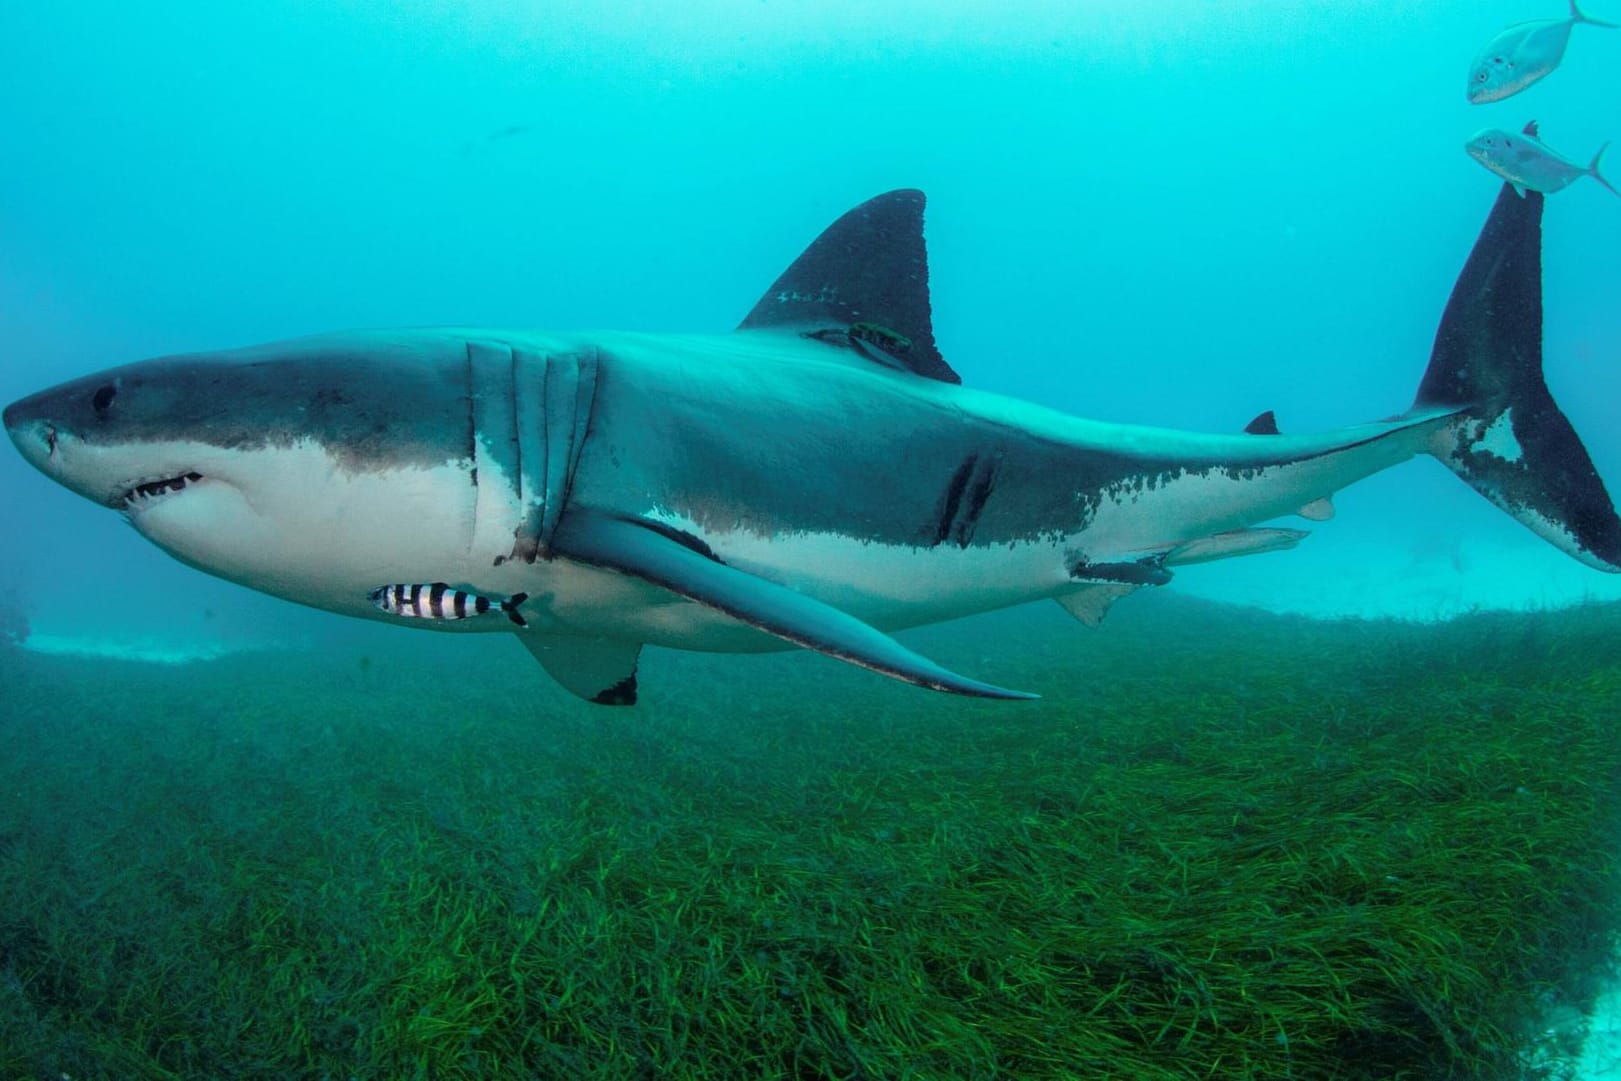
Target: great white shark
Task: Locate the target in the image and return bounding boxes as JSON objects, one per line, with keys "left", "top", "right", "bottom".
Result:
{"left": 6, "top": 186, "right": 1618, "bottom": 704}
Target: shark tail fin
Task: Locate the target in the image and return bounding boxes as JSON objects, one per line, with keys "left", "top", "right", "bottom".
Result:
{"left": 1571, "top": 0, "right": 1620, "bottom": 28}
{"left": 1415, "top": 184, "right": 1621, "bottom": 571}
{"left": 1588, "top": 143, "right": 1621, "bottom": 199}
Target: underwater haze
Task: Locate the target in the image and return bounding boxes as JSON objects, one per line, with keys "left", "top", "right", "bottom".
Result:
{"left": 5, "top": 3, "right": 1621, "bottom": 1079}
{"left": 2, "top": 0, "right": 1620, "bottom": 656}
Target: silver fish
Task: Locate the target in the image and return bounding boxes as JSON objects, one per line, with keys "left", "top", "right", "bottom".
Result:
{"left": 1466, "top": 120, "right": 1618, "bottom": 199}
{"left": 1467, "top": 0, "right": 1617, "bottom": 103}
{"left": 370, "top": 583, "right": 529, "bottom": 627}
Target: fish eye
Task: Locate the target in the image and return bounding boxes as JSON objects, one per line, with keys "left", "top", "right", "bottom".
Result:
{"left": 91, "top": 384, "right": 117, "bottom": 413}
{"left": 1476, "top": 71, "right": 1488, "bottom": 82}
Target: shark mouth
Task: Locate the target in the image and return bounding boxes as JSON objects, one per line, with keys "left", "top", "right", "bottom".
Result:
{"left": 122, "top": 471, "right": 204, "bottom": 509}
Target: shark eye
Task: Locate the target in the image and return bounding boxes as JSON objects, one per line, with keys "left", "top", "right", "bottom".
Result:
{"left": 91, "top": 384, "right": 117, "bottom": 414}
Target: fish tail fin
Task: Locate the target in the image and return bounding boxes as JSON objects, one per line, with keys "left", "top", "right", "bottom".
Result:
{"left": 1414, "top": 184, "right": 1621, "bottom": 571}
{"left": 503, "top": 592, "right": 530, "bottom": 627}
{"left": 1589, "top": 142, "right": 1621, "bottom": 198}
{"left": 1571, "top": 0, "right": 1620, "bottom": 27}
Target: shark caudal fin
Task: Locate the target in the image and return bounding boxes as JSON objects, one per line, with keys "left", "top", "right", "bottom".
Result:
{"left": 1415, "top": 183, "right": 1621, "bottom": 571}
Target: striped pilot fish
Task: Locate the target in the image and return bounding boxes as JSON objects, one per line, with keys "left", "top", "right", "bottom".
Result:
{"left": 369, "top": 583, "right": 529, "bottom": 627}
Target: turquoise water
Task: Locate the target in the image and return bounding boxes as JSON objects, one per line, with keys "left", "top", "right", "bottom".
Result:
{"left": 2, "top": 2, "right": 1621, "bottom": 1077}
{"left": 3, "top": 0, "right": 1620, "bottom": 653}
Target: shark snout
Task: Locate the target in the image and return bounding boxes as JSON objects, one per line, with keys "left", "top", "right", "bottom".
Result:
{"left": 2, "top": 394, "right": 24, "bottom": 435}
{"left": 4, "top": 392, "right": 54, "bottom": 474}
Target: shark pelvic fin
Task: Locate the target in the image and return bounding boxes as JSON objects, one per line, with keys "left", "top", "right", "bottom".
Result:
{"left": 520, "top": 635, "right": 641, "bottom": 706}
{"left": 1055, "top": 583, "right": 1138, "bottom": 626}
{"left": 551, "top": 508, "right": 1035, "bottom": 700}
{"left": 737, "top": 190, "right": 961, "bottom": 385}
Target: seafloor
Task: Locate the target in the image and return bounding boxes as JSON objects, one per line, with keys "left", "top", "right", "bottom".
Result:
{"left": 1, "top": 595, "right": 1617, "bottom": 1080}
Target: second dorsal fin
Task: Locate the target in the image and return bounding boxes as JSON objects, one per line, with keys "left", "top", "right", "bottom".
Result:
{"left": 1244, "top": 410, "right": 1280, "bottom": 435}
{"left": 737, "top": 190, "right": 960, "bottom": 384}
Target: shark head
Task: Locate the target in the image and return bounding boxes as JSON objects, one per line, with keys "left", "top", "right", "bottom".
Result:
{"left": 4, "top": 330, "right": 486, "bottom": 615}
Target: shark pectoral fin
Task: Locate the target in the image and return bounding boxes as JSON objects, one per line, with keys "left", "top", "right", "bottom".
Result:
{"left": 551, "top": 509, "right": 1037, "bottom": 700}
{"left": 520, "top": 634, "right": 641, "bottom": 706}
{"left": 1055, "top": 583, "right": 1139, "bottom": 627}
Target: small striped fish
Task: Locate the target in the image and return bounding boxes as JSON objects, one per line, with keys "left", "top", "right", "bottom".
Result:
{"left": 369, "top": 583, "right": 529, "bottom": 627}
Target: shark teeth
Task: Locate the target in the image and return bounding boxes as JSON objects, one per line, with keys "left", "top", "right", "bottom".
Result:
{"left": 122, "top": 472, "right": 204, "bottom": 508}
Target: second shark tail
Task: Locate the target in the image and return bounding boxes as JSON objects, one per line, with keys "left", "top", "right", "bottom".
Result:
{"left": 1414, "top": 184, "right": 1621, "bottom": 571}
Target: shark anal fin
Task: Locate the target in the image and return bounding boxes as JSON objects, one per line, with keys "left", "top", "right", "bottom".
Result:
{"left": 1296, "top": 497, "right": 1335, "bottom": 522}
{"left": 520, "top": 634, "right": 641, "bottom": 706}
{"left": 737, "top": 190, "right": 961, "bottom": 385}
{"left": 551, "top": 508, "right": 1036, "bottom": 700}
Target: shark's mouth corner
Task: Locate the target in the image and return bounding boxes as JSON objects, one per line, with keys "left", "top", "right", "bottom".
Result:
{"left": 120, "top": 471, "right": 205, "bottom": 510}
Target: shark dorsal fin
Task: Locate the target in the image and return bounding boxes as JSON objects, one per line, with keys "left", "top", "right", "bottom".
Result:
{"left": 1523, "top": 119, "right": 1540, "bottom": 138}
{"left": 1244, "top": 410, "right": 1280, "bottom": 435}
{"left": 737, "top": 189, "right": 960, "bottom": 384}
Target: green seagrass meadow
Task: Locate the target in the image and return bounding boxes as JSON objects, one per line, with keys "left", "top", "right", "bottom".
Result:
{"left": 1, "top": 596, "right": 1618, "bottom": 1079}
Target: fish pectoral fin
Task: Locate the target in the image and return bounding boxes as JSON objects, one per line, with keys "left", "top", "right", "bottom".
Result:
{"left": 520, "top": 634, "right": 641, "bottom": 706}
{"left": 550, "top": 508, "right": 1037, "bottom": 700}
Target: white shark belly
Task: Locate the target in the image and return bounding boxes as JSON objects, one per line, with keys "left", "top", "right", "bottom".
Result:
{"left": 599, "top": 424, "right": 1435, "bottom": 649}
{"left": 1074, "top": 434, "right": 1430, "bottom": 561}
{"left": 665, "top": 519, "right": 1070, "bottom": 629}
